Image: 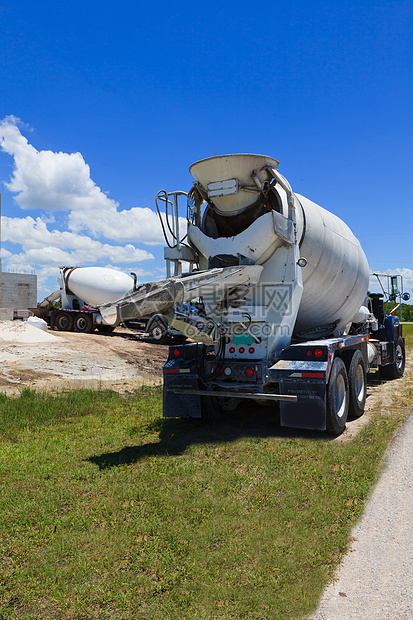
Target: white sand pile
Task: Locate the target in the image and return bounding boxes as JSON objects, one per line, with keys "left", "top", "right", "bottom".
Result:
{"left": 0, "top": 320, "right": 61, "bottom": 343}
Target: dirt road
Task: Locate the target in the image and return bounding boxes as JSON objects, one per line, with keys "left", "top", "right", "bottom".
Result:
{"left": 0, "top": 326, "right": 169, "bottom": 395}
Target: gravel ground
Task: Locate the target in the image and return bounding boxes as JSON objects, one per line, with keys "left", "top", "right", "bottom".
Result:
{"left": 309, "top": 408, "right": 413, "bottom": 620}
{"left": 0, "top": 324, "right": 169, "bottom": 394}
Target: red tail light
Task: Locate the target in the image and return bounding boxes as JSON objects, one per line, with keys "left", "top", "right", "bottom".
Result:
{"left": 307, "top": 348, "right": 324, "bottom": 358}
{"left": 245, "top": 367, "right": 254, "bottom": 377}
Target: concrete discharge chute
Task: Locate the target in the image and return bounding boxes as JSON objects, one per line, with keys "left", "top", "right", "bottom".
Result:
{"left": 99, "top": 265, "right": 263, "bottom": 327}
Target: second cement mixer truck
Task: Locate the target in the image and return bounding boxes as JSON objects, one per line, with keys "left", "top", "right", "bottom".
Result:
{"left": 33, "top": 266, "right": 193, "bottom": 340}
{"left": 33, "top": 266, "right": 136, "bottom": 333}
{"left": 99, "top": 154, "right": 406, "bottom": 434}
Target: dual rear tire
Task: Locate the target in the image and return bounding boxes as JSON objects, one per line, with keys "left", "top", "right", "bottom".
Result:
{"left": 54, "top": 311, "right": 94, "bottom": 333}
{"left": 327, "top": 350, "right": 367, "bottom": 435}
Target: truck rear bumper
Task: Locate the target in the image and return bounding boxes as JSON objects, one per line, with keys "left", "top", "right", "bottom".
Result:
{"left": 172, "top": 389, "right": 297, "bottom": 402}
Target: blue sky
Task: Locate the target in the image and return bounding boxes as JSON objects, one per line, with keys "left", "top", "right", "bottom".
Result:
{"left": 0, "top": 0, "right": 412, "bottom": 300}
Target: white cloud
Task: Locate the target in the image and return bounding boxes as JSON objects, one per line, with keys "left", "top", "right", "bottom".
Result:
{"left": 0, "top": 116, "right": 170, "bottom": 297}
{"left": 0, "top": 116, "right": 116, "bottom": 213}
{"left": 68, "top": 204, "right": 175, "bottom": 245}
{"left": 0, "top": 117, "right": 191, "bottom": 300}
{"left": 2, "top": 216, "right": 153, "bottom": 262}
{"left": 369, "top": 268, "right": 413, "bottom": 300}
{"left": 0, "top": 116, "right": 172, "bottom": 245}
{"left": 2, "top": 216, "right": 154, "bottom": 264}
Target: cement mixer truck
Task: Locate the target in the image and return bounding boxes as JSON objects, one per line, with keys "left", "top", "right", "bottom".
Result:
{"left": 33, "top": 266, "right": 136, "bottom": 333}
{"left": 99, "top": 154, "right": 406, "bottom": 434}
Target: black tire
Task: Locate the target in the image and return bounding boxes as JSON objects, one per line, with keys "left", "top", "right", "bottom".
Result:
{"left": 379, "top": 336, "right": 405, "bottom": 379}
{"left": 55, "top": 311, "right": 74, "bottom": 332}
{"left": 149, "top": 322, "right": 169, "bottom": 344}
{"left": 341, "top": 350, "right": 366, "bottom": 419}
{"left": 74, "top": 313, "right": 94, "bottom": 333}
{"left": 326, "top": 357, "right": 349, "bottom": 435}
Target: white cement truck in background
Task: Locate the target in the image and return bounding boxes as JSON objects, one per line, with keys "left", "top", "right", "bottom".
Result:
{"left": 32, "top": 267, "right": 136, "bottom": 333}
{"left": 98, "top": 153, "right": 407, "bottom": 434}
{"left": 32, "top": 266, "right": 190, "bottom": 341}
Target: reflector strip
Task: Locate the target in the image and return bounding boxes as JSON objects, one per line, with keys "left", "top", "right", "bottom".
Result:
{"left": 289, "top": 372, "right": 325, "bottom": 378}
{"left": 327, "top": 353, "right": 333, "bottom": 380}
{"left": 164, "top": 368, "right": 191, "bottom": 374}
{"left": 302, "top": 372, "right": 324, "bottom": 378}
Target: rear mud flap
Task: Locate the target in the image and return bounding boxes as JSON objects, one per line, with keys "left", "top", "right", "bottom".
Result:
{"left": 163, "top": 373, "right": 202, "bottom": 418}
{"left": 279, "top": 381, "right": 327, "bottom": 431}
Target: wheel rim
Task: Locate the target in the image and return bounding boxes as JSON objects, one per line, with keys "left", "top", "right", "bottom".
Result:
{"left": 335, "top": 374, "right": 347, "bottom": 418}
{"left": 355, "top": 364, "right": 365, "bottom": 403}
{"left": 77, "top": 317, "right": 87, "bottom": 330}
{"left": 152, "top": 326, "right": 164, "bottom": 340}
{"left": 396, "top": 344, "right": 404, "bottom": 371}
{"left": 58, "top": 315, "right": 69, "bottom": 329}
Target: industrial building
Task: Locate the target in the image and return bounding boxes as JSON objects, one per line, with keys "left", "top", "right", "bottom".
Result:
{"left": 0, "top": 195, "right": 37, "bottom": 320}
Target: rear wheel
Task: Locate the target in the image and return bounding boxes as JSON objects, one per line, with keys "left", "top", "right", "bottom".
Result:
{"left": 341, "top": 350, "right": 366, "bottom": 418}
{"left": 326, "top": 357, "right": 349, "bottom": 435}
{"left": 149, "top": 321, "right": 169, "bottom": 344}
{"left": 55, "top": 311, "right": 74, "bottom": 332}
{"left": 74, "top": 313, "right": 94, "bottom": 333}
{"left": 379, "top": 336, "right": 405, "bottom": 379}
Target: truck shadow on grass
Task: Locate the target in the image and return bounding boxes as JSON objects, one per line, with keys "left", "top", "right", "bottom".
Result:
{"left": 87, "top": 406, "right": 335, "bottom": 471}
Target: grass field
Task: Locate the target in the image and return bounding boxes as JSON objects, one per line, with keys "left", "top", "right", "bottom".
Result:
{"left": 1, "top": 325, "right": 412, "bottom": 620}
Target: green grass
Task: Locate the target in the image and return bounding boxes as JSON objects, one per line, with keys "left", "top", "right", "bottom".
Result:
{"left": 0, "top": 329, "right": 412, "bottom": 620}
{"left": 403, "top": 322, "right": 413, "bottom": 349}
